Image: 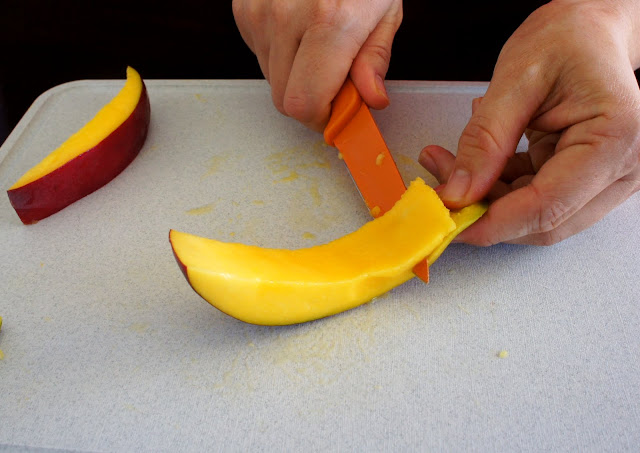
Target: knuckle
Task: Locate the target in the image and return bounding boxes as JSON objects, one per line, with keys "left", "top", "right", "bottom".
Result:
{"left": 536, "top": 230, "right": 566, "bottom": 247}
{"left": 311, "top": 0, "right": 342, "bottom": 26}
{"left": 394, "top": 1, "right": 404, "bottom": 25}
{"left": 622, "top": 113, "right": 640, "bottom": 171}
{"left": 575, "top": 109, "right": 640, "bottom": 180}
{"left": 535, "top": 192, "right": 571, "bottom": 233}
{"left": 597, "top": 107, "right": 640, "bottom": 175}
{"left": 380, "top": 0, "right": 403, "bottom": 30}
{"left": 310, "top": 0, "right": 362, "bottom": 37}
{"left": 238, "top": 0, "right": 263, "bottom": 22}
{"left": 283, "top": 94, "right": 311, "bottom": 122}
{"left": 270, "top": 0, "right": 295, "bottom": 26}
{"left": 363, "top": 41, "right": 392, "bottom": 65}
{"left": 458, "top": 115, "right": 505, "bottom": 160}
{"left": 620, "top": 167, "right": 640, "bottom": 195}
{"left": 519, "top": 184, "right": 573, "bottom": 237}
{"left": 476, "top": 236, "right": 499, "bottom": 247}
{"left": 231, "top": 0, "right": 242, "bottom": 19}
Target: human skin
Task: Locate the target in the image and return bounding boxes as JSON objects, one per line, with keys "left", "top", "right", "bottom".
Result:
{"left": 232, "top": 0, "right": 402, "bottom": 131}
{"left": 419, "top": 0, "right": 640, "bottom": 245}
{"left": 233, "top": 0, "right": 640, "bottom": 246}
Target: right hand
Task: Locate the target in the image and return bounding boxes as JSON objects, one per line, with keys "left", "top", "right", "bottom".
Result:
{"left": 232, "top": 0, "right": 403, "bottom": 131}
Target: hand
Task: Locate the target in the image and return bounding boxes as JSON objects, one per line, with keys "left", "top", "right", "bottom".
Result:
{"left": 232, "top": 0, "right": 402, "bottom": 131}
{"left": 419, "top": 0, "right": 640, "bottom": 246}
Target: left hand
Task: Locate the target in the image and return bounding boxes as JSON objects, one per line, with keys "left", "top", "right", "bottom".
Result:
{"left": 418, "top": 0, "right": 640, "bottom": 246}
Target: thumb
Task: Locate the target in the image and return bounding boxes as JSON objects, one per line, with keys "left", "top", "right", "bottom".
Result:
{"left": 440, "top": 69, "right": 546, "bottom": 209}
{"left": 349, "top": 6, "right": 402, "bottom": 110}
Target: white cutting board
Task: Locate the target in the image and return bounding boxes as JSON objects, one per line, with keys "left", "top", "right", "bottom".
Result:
{"left": 0, "top": 79, "right": 639, "bottom": 452}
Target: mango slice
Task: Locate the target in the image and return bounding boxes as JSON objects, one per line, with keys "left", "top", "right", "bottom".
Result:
{"left": 7, "top": 67, "right": 150, "bottom": 224}
{"left": 170, "top": 178, "right": 487, "bottom": 325}
{"left": 427, "top": 202, "right": 489, "bottom": 263}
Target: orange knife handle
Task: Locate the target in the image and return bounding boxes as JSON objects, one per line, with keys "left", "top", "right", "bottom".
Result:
{"left": 324, "top": 79, "right": 362, "bottom": 147}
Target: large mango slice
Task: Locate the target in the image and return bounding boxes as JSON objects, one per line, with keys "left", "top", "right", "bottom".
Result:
{"left": 170, "top": 178, "right": 487, "bottom": 325}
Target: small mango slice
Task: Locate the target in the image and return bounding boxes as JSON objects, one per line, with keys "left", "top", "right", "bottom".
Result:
{"left": 7, "top": 67, "right": 150, "bottom": 224}
{"left": 170, "top": 178, "right": 487, "bottom": 325}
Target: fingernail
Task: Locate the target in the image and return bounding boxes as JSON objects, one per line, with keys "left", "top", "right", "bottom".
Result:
{"left": 375, "top": 75, "right": 389, "bottom": 103}
{"left": 418, "top": 151, "right": 440, "bottom": 180}
{"left": 441, "top": 168, "right": 471, "bottom": 203}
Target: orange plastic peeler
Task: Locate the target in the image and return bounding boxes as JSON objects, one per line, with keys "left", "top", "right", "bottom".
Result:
{"left": 324, "top": 78, "right": 430, "bottom": 284}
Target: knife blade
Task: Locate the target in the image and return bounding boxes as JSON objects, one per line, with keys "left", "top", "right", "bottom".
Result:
{"left": 324, "top": 78, "right": 430, "bottom": 284}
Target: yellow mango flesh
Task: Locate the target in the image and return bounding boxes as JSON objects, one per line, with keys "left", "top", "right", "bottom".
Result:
{"left": 170, "top": 178, "right": 487, "bottom": 326}
{"left": 427, "top": 202, "right": 489, "bottom": 263}
{"left": 10, "top": 66, "right": 144, "bottom": 189}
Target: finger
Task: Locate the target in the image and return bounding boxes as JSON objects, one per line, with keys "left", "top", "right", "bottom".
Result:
{"left": 438, "top": 53, "right": 549, "bottom": 209}
{"left": 454, "top": 117, "right": 637, "bottom": 246}
{"left": 282, "top": 2, "right": 403, "bottom": 131}
{"left": 500, "top": 132, "right": 559, "bottom": 182}
{"left": 419, "top": 144, "right": 511, "bottom": 205}
{"left": 231, "top": 0, "right": 255, "bottom": 51}
{"left": 509, "top": 174, "right": 535, "bottom": 192}
{"left": 282, "top": 16, "right": 365, "bottom": 130}
{"left": 350, "top": 2, "right": 402, "bottom": 110}
{"left": 525, "top": 128, "right": 548, "bottom": 143}
{"left": 268, "top": 22, "right": 302, "bottom": 114}
{"left": 255, "top": 43, "right": 272, "bottom": 82}
{"left": 500, "top": 153, "right": 535, "bottom": 184}
{"left": 471, "top": 96, "right": 483, "bottom": 114}
{"left": 505, "top": 169, "right": 640, "bottom": 245}
{"left": 262, "top": 1, "right": 313, "bottom": 113}
{"left": 232, "top": 0, "right": 272, "bottom": 80}
{"left": 418, "top": 145, "right": 456, "bottom": 183}
{"left": 528, "top": 132, "right": 560, "bottom": 171}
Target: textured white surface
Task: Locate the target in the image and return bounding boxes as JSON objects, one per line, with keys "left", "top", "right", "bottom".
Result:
{"left": 0, "top": 79, "right": 639, "bottom": 452}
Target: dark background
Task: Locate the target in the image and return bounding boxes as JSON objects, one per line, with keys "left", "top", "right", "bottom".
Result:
{"left": 0, "top": 1, "right": 565, "bottom": 145}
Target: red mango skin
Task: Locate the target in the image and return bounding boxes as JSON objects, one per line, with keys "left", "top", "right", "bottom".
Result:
{"left": 169, "top": 231, "right": 189, "bottom": 280}
{"left": 7, "top": 85, "right": 151, "bottom": 224}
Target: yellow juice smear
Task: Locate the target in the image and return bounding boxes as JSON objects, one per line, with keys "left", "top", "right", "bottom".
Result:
{"left": 186, "top": 204, "right": 214, "bottom": 216}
